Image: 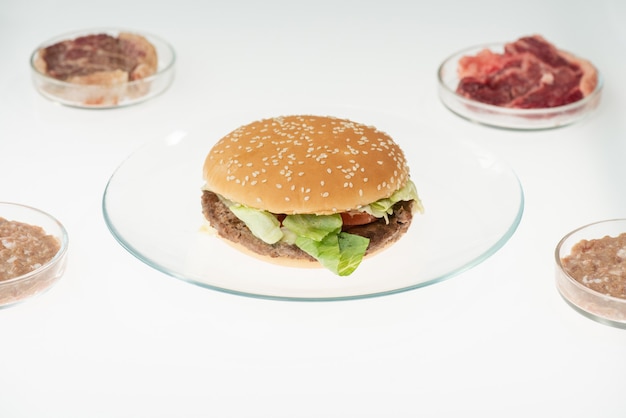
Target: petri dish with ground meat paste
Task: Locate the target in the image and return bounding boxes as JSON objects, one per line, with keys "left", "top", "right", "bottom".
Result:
{"left": 555, "top": 219, "right": 626, "bottom": 329}
{"left": 438, "top": 36, "right": 603, "bottom": 130}
{"left": 0, "top": 202, "right": 68, "bottom": 308}
{"left": 30, "top": 28, "right": 175, "bottom": 109}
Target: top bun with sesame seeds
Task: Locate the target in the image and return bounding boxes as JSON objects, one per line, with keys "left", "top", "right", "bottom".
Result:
{"left": 203, "top": 115, "right": 411, "bottom": 215}
{"left": 201, "top": 115, "right": 423, "bottom": 276}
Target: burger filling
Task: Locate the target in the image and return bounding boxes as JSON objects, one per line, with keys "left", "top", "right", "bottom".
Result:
{"left": 202, "top": 180, "right": 422, "bottom": 276}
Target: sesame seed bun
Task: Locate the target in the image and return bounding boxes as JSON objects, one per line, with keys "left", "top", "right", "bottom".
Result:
{"left": 202, "top": 115, "right": 411, "bottom": 214}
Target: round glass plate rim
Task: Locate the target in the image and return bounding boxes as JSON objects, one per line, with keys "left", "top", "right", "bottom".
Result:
{"left": 102, "top": 113, "right": 525, "bottom": 301}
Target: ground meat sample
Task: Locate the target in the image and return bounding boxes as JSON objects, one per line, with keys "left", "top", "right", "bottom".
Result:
{"left": 0, "top": 217, "right": 60, "bottom": 281}
{"left": 561, "top": 233, "right": 626, "bottom": 299}
{"left": 456, "top": 35, "right": 598, "bottom": 109}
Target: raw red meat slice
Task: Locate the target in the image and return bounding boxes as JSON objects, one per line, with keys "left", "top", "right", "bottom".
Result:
{"left": 35, "top": 32, "right": 157, "bottom": 85}
{"left": 456, "top": 35, "right": 597, "bottom": 109}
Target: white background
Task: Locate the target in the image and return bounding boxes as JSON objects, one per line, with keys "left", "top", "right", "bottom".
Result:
{"left": 1, "top": 0, "right": 626, "bottom": 416}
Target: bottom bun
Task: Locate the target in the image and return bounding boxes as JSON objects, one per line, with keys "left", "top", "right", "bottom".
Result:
{"left": 220, "top": 235, "right": 323, "bottom": 269}
{"left": 203, "top": 220, "right": 401, "bottom": 271}
{"left": 221, "top": 235, "right": 402, "bottom": 270}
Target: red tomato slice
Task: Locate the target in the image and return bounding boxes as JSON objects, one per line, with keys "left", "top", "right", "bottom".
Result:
{"left": 274, "top": 212, "right": 377, "bottom": 227}
{"left": 340, "top": 211, "right": 377, "bottom": 226}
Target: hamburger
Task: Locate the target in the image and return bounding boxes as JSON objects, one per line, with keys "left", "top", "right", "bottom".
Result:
{"left": 201, "top": 115, "right": 423, "bottom": 276}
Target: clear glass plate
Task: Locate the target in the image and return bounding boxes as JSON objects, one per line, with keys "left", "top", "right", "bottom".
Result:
{"left": 102, "top": 113, "right": 524, "bottom": 301}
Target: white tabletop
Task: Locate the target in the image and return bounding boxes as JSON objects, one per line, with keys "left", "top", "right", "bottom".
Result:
{"left": 2, "top": 0, "right": 626, "bottom": 416}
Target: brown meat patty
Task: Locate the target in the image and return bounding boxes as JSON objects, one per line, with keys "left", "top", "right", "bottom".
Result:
{"left": 201, "top": 190, "right": 415, "bottom": 263}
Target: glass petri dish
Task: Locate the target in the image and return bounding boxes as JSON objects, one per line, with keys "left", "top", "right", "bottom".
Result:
{"left": 438, "top": 43, "right": 603, "bottom": 130}
{"left": 0, "top": 202, "right": 69, "bottom": 308}
{"left": 30, "top": 28, "right": 175, "bottom": 109}
{"left": 555, "top": 219, "right": 626, "bottom": 329}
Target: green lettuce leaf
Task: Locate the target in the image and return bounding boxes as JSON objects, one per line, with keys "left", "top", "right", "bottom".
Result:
{"left": 283, "top": 214, "right": 370, "bottom": 276}
{"left": 227, "top": 203, "right": 283, "bottom": 244}
{"left": 361, "top": 179, "right": 423, "bottom": 220}
{"left": 282, "top": 214, "right": 342, "bottom": 241}
{"left": 295, "top": 234, "right": 342, "bottom": 273}
{"left": 336, "top": 232, "right": 370, "bottom": 276}
{"left": 294, "top": 231, "right": 370, "bottom": 276}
